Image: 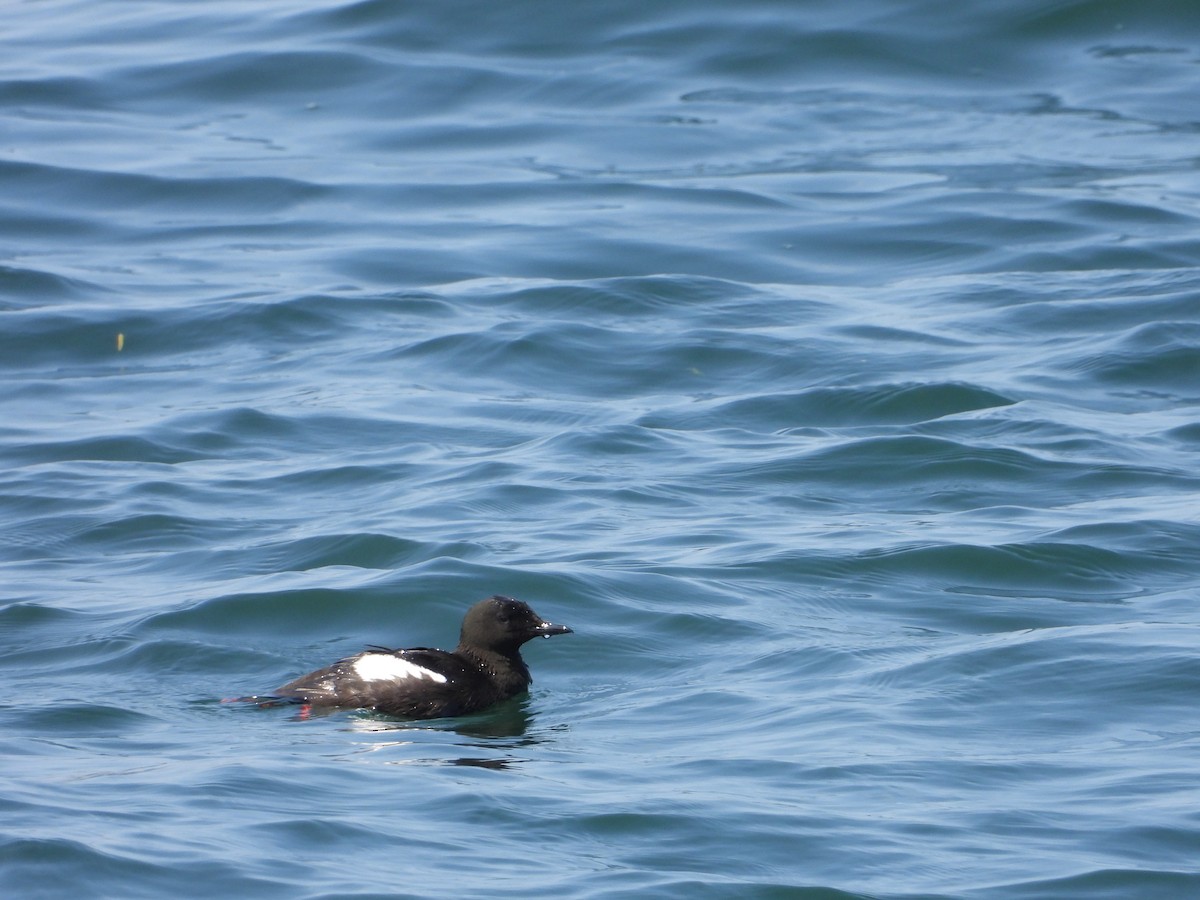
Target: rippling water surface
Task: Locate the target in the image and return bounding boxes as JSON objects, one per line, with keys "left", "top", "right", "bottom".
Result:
{"left": 3, "top": 1, "right": 1200, "bottom": 897}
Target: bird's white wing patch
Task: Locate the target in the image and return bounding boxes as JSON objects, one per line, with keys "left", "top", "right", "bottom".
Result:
{"left": 352, "top": 653, "right": 447, "bottom": 684}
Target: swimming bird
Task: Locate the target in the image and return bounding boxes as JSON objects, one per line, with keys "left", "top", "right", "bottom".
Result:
{"left": 265, "top": 595, "right": 572, "bottom": 719}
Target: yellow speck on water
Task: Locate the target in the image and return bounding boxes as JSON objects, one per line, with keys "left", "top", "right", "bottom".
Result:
{"left": 116, "top": 332, "right": 125, "bottom": 352}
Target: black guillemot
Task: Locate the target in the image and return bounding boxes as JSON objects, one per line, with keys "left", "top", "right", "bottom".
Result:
{"left": 261, "top": 596, "right": 572, "bottom": 719}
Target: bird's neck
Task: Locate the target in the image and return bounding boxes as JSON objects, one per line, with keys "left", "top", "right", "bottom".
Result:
{"left": 458, "top": 645, "right": 532, "bottom": 692}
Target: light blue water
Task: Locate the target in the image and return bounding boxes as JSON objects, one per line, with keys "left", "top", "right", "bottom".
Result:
{"left": 3, "top": 1, "right": 1200, "bottom": 897}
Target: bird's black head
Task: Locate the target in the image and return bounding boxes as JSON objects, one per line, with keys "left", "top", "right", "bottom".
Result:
{"left": 460, "top": 595, "right": 572, "bottom": 654}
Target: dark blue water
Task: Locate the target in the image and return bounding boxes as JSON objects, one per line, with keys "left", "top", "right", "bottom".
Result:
{"left": 3, "top": 1, "right": 1200, "bottom": 897}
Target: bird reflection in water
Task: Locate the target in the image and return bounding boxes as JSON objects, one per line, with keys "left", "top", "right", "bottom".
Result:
{"left": 339, "top": 699, "right": 563, "bottom": 770}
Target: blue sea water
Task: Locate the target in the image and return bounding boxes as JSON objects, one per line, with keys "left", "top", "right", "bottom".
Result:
{"left": 3, "top": 0, "right": 1200, "bottom": 897}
